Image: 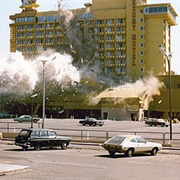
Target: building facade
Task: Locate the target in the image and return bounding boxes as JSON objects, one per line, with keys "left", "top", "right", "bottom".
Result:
{"left": 8, "top": 0, "right": 179, "bottom": 120}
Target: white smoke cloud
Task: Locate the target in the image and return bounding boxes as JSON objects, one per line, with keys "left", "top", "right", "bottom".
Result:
{"left": 0, "top": 51, "right": 80, "bottom": 95}
{"left": 89, "top": 76, "right": 164, "bottom": 110}
{"left": 58, "top": 2, "right": 73, "bottom": 25}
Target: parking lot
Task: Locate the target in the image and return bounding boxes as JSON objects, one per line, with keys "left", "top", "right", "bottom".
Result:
{"left": 0, "top": 119, "right": 180, "bottom": 179}
{"left": 0, "top": 142, "right": 180, "bottom": 180}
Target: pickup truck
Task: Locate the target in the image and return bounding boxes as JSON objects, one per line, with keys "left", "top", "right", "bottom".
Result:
{"left": 79, "top": 118, "right": 105, "bottom": 126}
{"left": 15, "top": 128, "right": 71, "bottom": 151}
{"left": 14, "top": 115, "right": 40, "bottom": 123}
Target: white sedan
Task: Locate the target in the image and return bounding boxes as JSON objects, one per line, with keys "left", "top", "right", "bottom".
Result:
{"left": 102, "top": 135, "right": 162, "bottom": 157}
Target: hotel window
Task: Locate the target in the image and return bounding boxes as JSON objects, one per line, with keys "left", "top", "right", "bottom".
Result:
{"left": 140, "top": 59, "right": 144, "bottom": 64}
{"left": 140, "top": 67, "right": 144, "bottom": 72}
{"left": 140, "top": 18, "right": 144, "bottom": 23}
{"left": 105, "top": 43, "right": 112, "bottom": 48}
{"left": 36, "top": 39, "right": 43, "bottom": 44}
{"left": 140, "top": 26, "right": 144, "bottom": 31}
{"left": 116, "top": 19, "right": 123, "bottom": 24}
{"left": 140, "top": 43, "right": 144, "bottom": 47}
{"left": 95, "top": 20, "right": 103, "bottom": 25}
{"left": 45, "top": 16, "right": 54, "bottom": 22}
{"left": 116, "top": 43, "right": 123, "bottom": 48}
{"left": 105, "top": 59, "right": 113, "bottom": 65}
{"left": 140, "top": 51, "right": 144, "bottom": 55}
{"left": 116, "top": 51, "right": 123, "bottom": 56}
{"left": 26, "top": 39, "right": 33, "bottom": 44}
{"left": 17, "top": 32, "right": 24, "bottom": 37}
{"left": 94, "top": 28, "right": 102, "bottom": 33}
{"left": 27, "top": 25, "right": 33, "bottom": 29}
{"left": 36, "top": 24, "right": 43, "bottom": 29}
{"left": 105, "top": 27, "right": 112, "bottom": 32}
{"left": 140, "top": 35, "right": 144, "bottom": 39}
{"left": 17, "top": 40, "right": 24, "bottom": 44}
{"left": 116, "top": 27, "right": 123, "bottom": 32}
{"left": 105, "top": 19, "right": 113, "bottom": 25}
{"left": 115, "top": 67, "right": 121, "bottom": 73}
{"left": 26, "top": 32, "right": 33, "bottom": 37}
{"left": 45, "top": 23, "right": 52, "bottom": 28}
{"left": 140, "top": 9, "right": 144, "bottom": 13}
{"left": 45, "top": 31, "right": 52, "bottom": 36}
{"left": 36, "top": 31, "right": 43, "bottom": 36}
{"left": 116, "top": 35, "right": 122, "bottom": 41}
{"left": 38, "top": 16, "right": 44, "bottom": 22}
{"left": 105, "top": 35, "right": 113, "bottom": 40}
{"left": 105, "top": 51, "right": 113, "bottom": 56}
{"left": 17, "top": 25, "right": 24, "bottom": 30}
{"left": 115, "top": 59, "right": 122, "bottom": 64}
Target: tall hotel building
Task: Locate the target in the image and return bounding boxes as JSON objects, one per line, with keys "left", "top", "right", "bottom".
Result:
{"left": 9, "top": 0, "right": 178, "bottom": 80}
{"left": 8, "top": 0, "right": 179, "bottom": 120}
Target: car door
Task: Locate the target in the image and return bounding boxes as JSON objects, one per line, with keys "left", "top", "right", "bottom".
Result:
{"left": 39, "top": 130, "right": 49, "bottom": 146}
{"left": 48, "top": 131, "right": 58, "bottom": 146}
{"left": 134, "top": 136, "right": 149, "bottom": 152}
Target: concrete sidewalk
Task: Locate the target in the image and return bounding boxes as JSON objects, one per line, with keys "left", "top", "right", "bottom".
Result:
{"left": 0, "top": 164, "right": 29, "bottom": 176}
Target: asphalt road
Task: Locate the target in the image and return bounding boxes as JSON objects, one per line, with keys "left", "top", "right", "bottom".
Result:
{"left": 0, "top": 143, "right": 180, "bottom": 180}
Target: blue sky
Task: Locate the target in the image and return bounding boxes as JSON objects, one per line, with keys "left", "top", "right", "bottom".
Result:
{"left": 0, "top": 0, "right": 179, "bottom": 73}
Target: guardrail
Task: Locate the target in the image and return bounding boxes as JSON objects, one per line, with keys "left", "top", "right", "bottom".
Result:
{"left": 0, "top": 122, "right": 180, "bottom": 146}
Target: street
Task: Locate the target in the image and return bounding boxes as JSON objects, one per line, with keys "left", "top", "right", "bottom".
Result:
{"left": 0, "top": 143, "right": 180, "bottom": 180}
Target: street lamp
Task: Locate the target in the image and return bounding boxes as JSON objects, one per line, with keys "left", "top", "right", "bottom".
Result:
{"left": 40, "top": 57, "right": 56, "bottom": 128}
{"left": 30, "top": 94, "right": 38, "bottom": 128}
{"left": 159, "top": 45, "right": 173, "bottom": 140}
{"left": 41, "top": 60, "right": 47, "bottom": 128}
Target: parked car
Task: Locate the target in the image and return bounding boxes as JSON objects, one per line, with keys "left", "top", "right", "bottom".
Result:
{"left": 15, "top": 128, "right": 71, "bottom": 151}
{"left": 14, "top": 115, "right": 40, "bottom": 123}
{"left": 79, "top": 118, "right": 105, "bottom": 126}
{"left": 145, "top": 118, "right": 169, "bottom": 127}
{"left": 0, "top": 112, "right": 11, "bottom": 118}
{"left": 102, "top": 135, "right": 162, "bottom": 157}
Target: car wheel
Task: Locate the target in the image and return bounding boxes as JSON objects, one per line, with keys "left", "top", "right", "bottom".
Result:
{"left": 109, "top": 151, "right": 116, "bottom": 157}
{"left": 22, "top": 146, "right": 28, "bottom": 151}
{"left": 93, "top": 123, "right": 96, "bottom": 126}
{"left": 19, "top": 120, "right": 22, "bottom": 123}
{"left": 161, "top": 124, "right": 164, "bottom": 127}
{"left": 126, "top": 148, "right": 134, "bottom": 157}
{"left": 83, "top": 123, "right": 86, "bottom": 126}
{"left": 61, "top": 142, "right": 68, "bottom": 150}
{"left": 34, "top": 143, "right": 41, "bottom": 150}
{"left": 151, "top": 148, "right": 158, "bottom": 156}
{"left": 33, "top": 119, "right": 37, "bottom": 123}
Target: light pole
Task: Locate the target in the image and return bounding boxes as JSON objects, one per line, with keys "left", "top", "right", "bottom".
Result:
{"left": 30, "top": 94, "right": 38, "bottom": 128}
{"left": 41, "top": 60, "right": 47, "bottom": 128}
{"left": 159, "top": 45, "right": 173, "bottom": 140}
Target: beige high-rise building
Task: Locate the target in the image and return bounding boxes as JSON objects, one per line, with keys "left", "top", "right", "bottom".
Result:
{"left": 8, "top": 0, "right": 179, "bottom": 120}
{"left": 9, "top": 0, "right": 178, "bottom": 80}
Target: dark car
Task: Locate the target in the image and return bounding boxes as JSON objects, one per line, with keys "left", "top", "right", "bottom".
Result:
{"left": 15, "top": 128, "right": 71, "bottom": 151}
{"left": 79, "top": 118, "right": 105, "bottom": 126}
{"left": 145, "top": 118, "right": 169, "bottom": 127}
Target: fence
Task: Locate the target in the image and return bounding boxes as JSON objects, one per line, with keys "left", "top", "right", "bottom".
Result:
{"left": 0, "top": 122, "right": 180, "bottom": 146}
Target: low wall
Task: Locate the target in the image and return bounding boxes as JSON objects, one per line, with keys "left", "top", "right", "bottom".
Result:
{"left": 2, "top": 132, "right": 18, "bottom": 139}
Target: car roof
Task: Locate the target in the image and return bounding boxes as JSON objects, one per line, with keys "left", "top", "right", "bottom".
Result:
{"left": 115, "top": 135, "right": 139, "bottom": 139}
{"left": 20, "top": 128, "right": 52, "bottom": 131}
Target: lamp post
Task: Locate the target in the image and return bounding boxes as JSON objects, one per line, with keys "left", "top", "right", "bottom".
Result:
{"left": 41, "top": 60, "right": 47, "bottom": 128}
{"left": 30, "top": 94, "right": 38, "bottom": 128}
{"left": 159, "top": 45, "right": 172, "bottom": 140}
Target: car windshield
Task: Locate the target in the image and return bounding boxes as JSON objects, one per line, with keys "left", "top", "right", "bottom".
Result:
{"left": 19, "top": 130, "right": 31, "bottom": 137}
{"left": 106, "top": 136, "right": 125, "bottom": 145}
